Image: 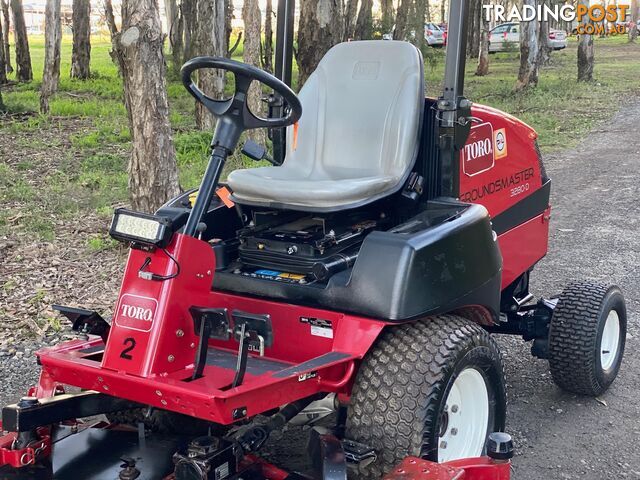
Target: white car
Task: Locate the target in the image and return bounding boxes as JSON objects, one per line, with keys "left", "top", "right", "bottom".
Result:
{"left": 425, "top": 23, "right": 445, "bottom": 47}
{"left": 547, "top": 29, "right": 567, "bottom": 50}
{"left": 382, "top": 23, "right": 445, "bottom": 47}
{"left": 489, "top": 22, "right": 567, "bottom": 52}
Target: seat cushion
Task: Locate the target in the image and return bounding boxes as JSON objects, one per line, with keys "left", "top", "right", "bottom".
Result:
{"left": 228, "top": 40, "right": 424, "bottom": 211}
{"left": 228, "top": 166, "right": 397, "bottom": 209}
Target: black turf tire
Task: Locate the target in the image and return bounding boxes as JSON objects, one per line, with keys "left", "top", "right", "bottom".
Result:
{"left": 107, "top": 408, "right": 220, "bottom": 436}
{"left": 345, "top": 315, "right": 507, "bottom": 479}
{"left": 548, "top": 282, "right": 627, "bottom": 396}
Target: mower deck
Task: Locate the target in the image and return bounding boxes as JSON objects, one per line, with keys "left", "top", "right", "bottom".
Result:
{"left": 35, "top": 337, "right": 359, "bottom": 424}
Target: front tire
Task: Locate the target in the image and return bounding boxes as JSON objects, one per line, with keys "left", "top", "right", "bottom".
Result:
{"left": 548, "top": 282, "right": 626, "bottom": 396}
{"left": 345, "top": 315, "right": 507, "bottom": 479}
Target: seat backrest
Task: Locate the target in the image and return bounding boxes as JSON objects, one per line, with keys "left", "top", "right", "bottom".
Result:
{"left": 285, "top": 41, "right": 424, "bottom": 186}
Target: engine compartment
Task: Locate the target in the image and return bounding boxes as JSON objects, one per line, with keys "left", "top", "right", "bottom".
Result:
{"left": 156, "top": 192, "right": 502, "bottom": 321}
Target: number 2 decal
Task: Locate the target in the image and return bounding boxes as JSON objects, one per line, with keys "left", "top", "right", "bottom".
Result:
{"left": 120, "top": 337, "right": 136, "bottom": 360}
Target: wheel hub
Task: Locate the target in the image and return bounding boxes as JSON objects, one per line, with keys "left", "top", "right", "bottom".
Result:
{"left": 600, "top": 310, "right": 621, "bottom": 371}
{"left": 438, "top": 367, "right": 489, "bottom": 462}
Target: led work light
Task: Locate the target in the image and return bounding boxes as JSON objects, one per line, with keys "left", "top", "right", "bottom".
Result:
{"left": 109, "top": 208, "right": 173, "bottom": 248}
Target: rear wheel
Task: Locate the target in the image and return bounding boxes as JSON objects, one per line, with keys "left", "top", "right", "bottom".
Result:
{"left": 548, "top": 282, "right": 626, "bottom": 396}
{"left": 346, "top": 315, "right": 506, "bottom": 479}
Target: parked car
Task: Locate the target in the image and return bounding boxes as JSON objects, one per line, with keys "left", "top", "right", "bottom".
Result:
{"left": 425, "top": 22, "right": 445, "bottom": 47}
{"left": 382, "top": 23, "right": 445, "bottom": 47}
{"left": 489, "top": 22, "right": 567, "bottom": 52}
{"left": 547, "top": 29, "right": 568, "bottom": 49}
{"left": 438, "top": 23, "right": 448, "bottom": 45}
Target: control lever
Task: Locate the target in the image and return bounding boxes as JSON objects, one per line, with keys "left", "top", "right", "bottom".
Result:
{"left": 241, "top": 140, "right": 276, "bottom": 165}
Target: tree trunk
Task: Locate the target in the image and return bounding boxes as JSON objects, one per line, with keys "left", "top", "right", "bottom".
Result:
{"left": 467, "top": 0, "right": 482, "bottom": 58}
{"left": 414, "top": 0, "right": 427, "bottom": 50}
{"left": 263, "top": 0, "right": 273, "bottom": 72}
{"left": 0, "top": 85, "right": 4, "bottom": 111}
{"left": 193, "top": 0, "right": 226, "bottom": 131}
{"left": 394, "top": 0, "right": 411, "bottom": 40}
{"left": 10, "top": 0, "right": 32, "bottom": 82}
{"left": 344, "top": 0, "right": 359, "bottom": 40}
{"left": 242, "top": 0, "right": 265, "bottom": 144}
{"left": 476, "top": 0, "right": 490, "bottom": 76}
{"left": 40, "top": 0, "right": 62, "bottom": 113}
{"left": 577, "top": 0, "right": 594, "bottom": 81}
{"left": 225, "top": 0, "right": 234, "bottom": 56}
{"left": 297, "top": 0, "right": 344, "bottom": 87}
{"left": 113, "top": 0, "right": 181, "bottom": 213}
{"left": 105, "top": 0, "right": 122, "bottom": 72}
{"left": 104, "top": 0, "right": 118, "bottom": 37}
{"left": 1, "top": 0, "right": 11, "bottom": 74}
{"left": 629, "top": 0, "right": 638, "bottom": 42}
{"left": 354, "top": 0, "right": 373, "bottom": 40}
{"left": 380, "top": 0, "right": 393, "bottom": 34}
{"left": 471, "top": 0, "right": 482, "bottom": 58}
{"left": 71, "top": 0, "right": 91, "bottom": 80}
{"left": 441, "top": 0, "right": 446, "bottom": 23}
{"left": 515, "top": 0, "right": 539, "bottom": 90}
{"left": 537, "top": 0, "right": 551, "bottom": 65}
{"left": 170, "top": 1, "right": 184, "bottom": 74}
{"left": 182, "top": 0, "right": 196, "bottom": 63}
{"left": 165, "top": 0, "right": 176, "bottom": 38}
{"left": 0, "top": 8, "right": 7, "bottom": 84}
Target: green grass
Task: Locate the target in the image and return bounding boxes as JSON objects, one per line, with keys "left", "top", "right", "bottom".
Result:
{"left": 1, "top": 33, "right": 639, "bottom": 241}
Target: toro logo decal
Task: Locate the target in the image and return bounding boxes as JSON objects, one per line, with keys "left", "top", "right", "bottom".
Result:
{"left": 115, "top": 294, "right": 157, "bottom": 332}
{"left": 462, "top": 122, "right": 495, "bottom": 177}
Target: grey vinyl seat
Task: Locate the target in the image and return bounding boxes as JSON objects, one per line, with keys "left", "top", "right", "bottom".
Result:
{"left": 227, "top": 40, "right": 424, "bottom": 211}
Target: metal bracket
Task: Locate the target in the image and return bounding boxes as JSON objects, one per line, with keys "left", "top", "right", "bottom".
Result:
{"left": 2, "top": 392, "right": 140, "bottom": 433}
{"left": 189, "top": 307, "right": 231, "bottom": 380}
{"left": 52, "top": 305, "right": 110, "bottom": 343}
{"left": 230, "top": 311, "right": 273, "bottom": 388}
{"left": 308, "top": 428, "right": 348, "bottom": 480}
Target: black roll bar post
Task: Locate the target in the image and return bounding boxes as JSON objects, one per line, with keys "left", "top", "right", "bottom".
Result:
{"left": 271, "top": 0, "right": 296, "bottom": 165}
{"left": 437, "top": 0, "right": 473, "bottom": 199}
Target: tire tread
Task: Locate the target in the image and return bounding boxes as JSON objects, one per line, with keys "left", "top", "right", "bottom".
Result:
{"left": 346, "top": 314, "right": 505, "bottom": 479}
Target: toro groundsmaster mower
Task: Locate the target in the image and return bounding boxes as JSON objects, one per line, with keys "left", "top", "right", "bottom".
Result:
{"left": 0, "top": 0, "right": 627, "bottom": 479}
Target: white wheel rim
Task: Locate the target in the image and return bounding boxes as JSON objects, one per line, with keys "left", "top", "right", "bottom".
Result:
{"left": 438, "top": 367, "right": 489, "bottom": 462}
{"left": 600, "top": 310, "right": 621, "bottom": 371}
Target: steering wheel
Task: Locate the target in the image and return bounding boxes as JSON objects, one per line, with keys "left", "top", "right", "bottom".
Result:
{"left": 181, "top": 57, "right": 302, "bottom": 150}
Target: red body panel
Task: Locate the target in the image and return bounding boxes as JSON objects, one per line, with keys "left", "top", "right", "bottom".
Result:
{"left": 102, "top": 233, "right": 215, "bottom": 376}
{"left": 460, "top": 105, "right": 542, "bottom": 218}
{"left": 384, "top": 457, "right": 510, "bottom": 480}
{"left": 461, "top": 104, "right": 549, "bottom": 288}
{"left": 498, "top": 209, "right": 551, "bottom": 288}
{"left": 36, "top": 233, "right": 386, "bottom": 423}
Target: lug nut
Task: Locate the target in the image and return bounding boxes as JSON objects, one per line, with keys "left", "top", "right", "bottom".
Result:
{"left": 176, "top": 330, "right": 184, "bottom": 338}
{"left": 451, "top": 428, "right": 458, "bottom": 436}
{"left": 440, "top": 441, "right": 447, "bottom": 449}
{"left": 451, "top": 405, "right": 459, "bottom": 413}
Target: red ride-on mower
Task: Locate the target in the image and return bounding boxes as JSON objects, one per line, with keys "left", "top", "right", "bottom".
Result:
{"left": 0, "top": 1, "right": 627, "bottom": 479}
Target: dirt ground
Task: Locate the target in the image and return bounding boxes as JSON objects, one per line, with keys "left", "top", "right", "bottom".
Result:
{"left": 0, "top": 99, "right": 639, "bottom": 479}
